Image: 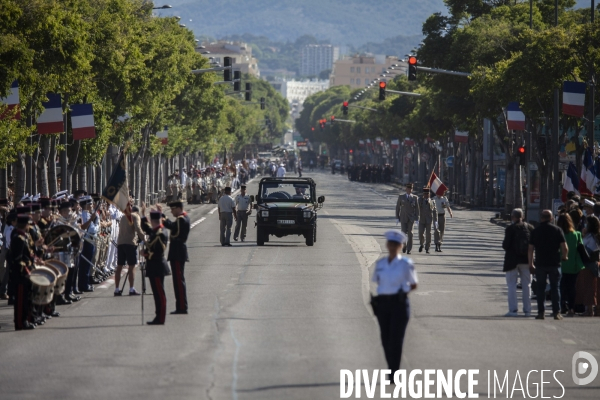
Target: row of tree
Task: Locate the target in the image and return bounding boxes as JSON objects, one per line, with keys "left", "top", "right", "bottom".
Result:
{"left": 0, "top": 0, "right": 289, "bottom": 200}
{"left": 297, "top": 0, "right": 600, "bottom": 216}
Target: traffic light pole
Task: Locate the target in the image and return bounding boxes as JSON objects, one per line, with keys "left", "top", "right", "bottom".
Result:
{"left": 385, "top": 89, "right": 421, "bottom": 97}
{"left": 348, "top": 105, "right": 378, "bottom": 112}
{"left": 191, "top": 66, "right": 231, "bottom": 74}
{"left": 417, "top": 66, "right": 472, "bottom": 77}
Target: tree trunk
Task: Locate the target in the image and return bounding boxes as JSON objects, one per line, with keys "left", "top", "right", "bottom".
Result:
{"left": 96, "top": 163, "right": 103, "bottom": 194}
{"left": 48, "top": 135, "right": 58, "bottom": 196}
{"left": 515, "top": 165, "right": 523, "bottom": 209}
{"left": 140, "top": 153, "right": 149, "bottom": 205}
{"left": 77, "top": 164, "right": 87, "bottom": 190}
{"left": 67, "top": 140, "right": 81, "bottom": 193}
{"left": 15, "top": 153, "right": 26, "bottom": 200}
{"left": 37, "top": 135, "right": 50, "bottom": 197}
{"left": 0, "top": 168, "right": 6, "bottom": 198}
{"left": 504, "top": 158, "right": 515, "bottom": 217}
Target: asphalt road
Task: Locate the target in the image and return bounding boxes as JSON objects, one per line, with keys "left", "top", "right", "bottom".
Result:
{"left": 0, "top": 170, "right": 599, "bottom": 399}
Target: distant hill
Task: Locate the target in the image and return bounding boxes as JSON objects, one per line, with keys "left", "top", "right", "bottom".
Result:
{"left": 157, "top": 0, "right": 446, "bottom": 46}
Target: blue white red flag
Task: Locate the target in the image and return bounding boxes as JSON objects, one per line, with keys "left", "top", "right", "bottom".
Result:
{"left": 562, "top": 81, "right": 586, "bottom": 118}
{"left": 70, "top": 104, "right": 96, "bottom": 140}
{"left": 562, "top": 162, "right": 580, "bottom": 202}
{"left": 0, "top": 81, "right": 20, "bottom": 120}
{"left": 37, "top": 93, "right": 64, "bottom": 134}
{"left": 579, "top": 147, "right": 595, "bottom": 196}
{"left": 506, "top": 102, "right": 526, "bottom": 131}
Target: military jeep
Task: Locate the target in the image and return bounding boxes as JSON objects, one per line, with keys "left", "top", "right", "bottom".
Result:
{"left": 253, "top": 177, "right": 324, "bottom": 246}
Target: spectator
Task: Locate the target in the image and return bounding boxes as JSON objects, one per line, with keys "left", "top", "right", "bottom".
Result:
{"left": 529, "top": 209, "right": 568, "bottom": 320}
{"left": 577, "top": 215, "right": 600, "bottom": 317}
{"left": 502, "top": 208, "right": 534, "bottom": 317}
{"left": 556, "top": 214, "right": 584, "bottom": 317}
{"left": 569, "top": 208, "right": 584, "bottom": 232}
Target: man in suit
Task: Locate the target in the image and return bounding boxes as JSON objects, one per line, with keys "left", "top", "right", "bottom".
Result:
{"left": 395, "top": 183, "right": 419, "bottom": 254}
{"left": 418, "top": 187, "right": 438, "bottom": 254}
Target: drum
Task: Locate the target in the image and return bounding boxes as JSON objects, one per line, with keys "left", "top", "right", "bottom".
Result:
{"left": 44, "top": 259, "right": 69, "bottom": 295}
{"left": 54, "top": 251, "right": 73, "bottom": 268}
{"left": 29, "top": 266, "right": 57, "bottom": 305}
{"left": 45, "top": 224, "right": 82, "bottom": 255}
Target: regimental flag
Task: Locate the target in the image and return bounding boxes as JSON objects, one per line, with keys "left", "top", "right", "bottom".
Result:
{"left": 0, "top": 81, "right": 20, "bottom": 120}
{"left": 506, "top": 102, "right": 526, "bottom": 131}
{"left": 366, "top": 139, "right": 372, "bottom": 148}
{"left": 562, "top": 162, "right": 580, "bottom": 202}
{"left": 358, "top": 140, "right": 365, "bottom": 147}
{"left": 375, "top": 137, "right": 382, "bottom": 146}
{"left": 102, "top": 151, "right": 130, "bottom": 212}
{"left": 579, "top": 147, "right": 596, "bottom": 196}
{"left": 455, "top": 131, "right": 468, "bottom": 143}
{"left": 70, "top": 104, "right": 96, "bottom": 140}
{"left": 37, "top": 93, "right": 64, "bottom": 134}
{"left": 391, "top": 139, "right": 400, "bottom": 149}
{"left": 428, "top": 172, "right": 448, "bottom": 196}
{"left": 156, "top": 126, "right": 168, "bottom": 145}
{"left": 563, "top": 81, "right": 586, "bottom": 118}
{"left": 404, "top": 138, "right": 415, "bottom": 146}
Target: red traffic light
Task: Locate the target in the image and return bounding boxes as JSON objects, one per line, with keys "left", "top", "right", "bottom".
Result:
{"left": 518, "top": 146, "right": 525, "bottom": 154}
{"left": 349, "top": 149, "right": 353, "bottom": 154}
{"left": 408, "top": 56, "right": 417, "bottom": 65}
{"left": 311, "top": 127, "right": 315, "bottom": 131}
{"left": 331, "top": 116, "right": 335, "bottom": 121}
{"left": 343, "top": 101, "right": 348, "bottom": 107}
{"left": 379, "top": 81, "right": 386, "bottom": 89}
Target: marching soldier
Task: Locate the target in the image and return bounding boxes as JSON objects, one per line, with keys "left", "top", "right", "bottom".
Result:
{"left": 433, "top": 191, "right": 453, "bottom": 252}
{"left": 157, "top": 200, "right": 190, "bottom": 315}
{"left": 140, "top": 209, "right": 170, "bottom": 325}
{"left": 418, "top": 187, "right": 438, "bottom": 254}
{"left": 395, "top": 183, "right": 419, "bottom": 254}
{"left": 233, "top": 185, "right": 252, "bottom": 242}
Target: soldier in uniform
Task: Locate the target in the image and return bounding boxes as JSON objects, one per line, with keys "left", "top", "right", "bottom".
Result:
{"left": 233, "top": 185, "right": 252, "bottom": 242}
{"left": 417, "top": 187, "right": 438, "bottom": 254}
{"left": 9, "top": 210, "right": 38, "bottom": 330}
{"left": 395, "top": 183, "right": 419, "bottom": 254}
{"left": 140, "top": 210, "right": 170, "bottom": 325}
{"left": 433, "top": 191, "right": 453, "bottom": 252}
{"left": 157, "top": 201, "right": 190, "bottom": 315}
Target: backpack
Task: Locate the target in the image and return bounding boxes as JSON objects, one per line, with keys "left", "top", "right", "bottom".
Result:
{"left": 513, "top": 223, "right": 530, "bottom": 256}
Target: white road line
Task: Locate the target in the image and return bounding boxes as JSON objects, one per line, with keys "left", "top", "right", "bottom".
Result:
{"left": 190, "top": 217, "right": 206, "bottom": 229}
{"left": 561, "top": 338, "right": 577, "bottom": 345}
{"left": 208, "top": 207, "right": 218, "bottom": 215}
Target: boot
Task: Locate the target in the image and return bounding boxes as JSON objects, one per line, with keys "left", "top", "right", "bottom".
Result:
{"left": 438, "top": 243, "right": 442, "bottom": 252}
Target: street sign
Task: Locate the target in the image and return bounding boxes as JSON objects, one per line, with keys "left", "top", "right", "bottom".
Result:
{"left": 296, "top": 141, "right": 307, "bottom": 146}
{"left": 445, "top": 156, "right": 454, "bottom": 167}
{"left": 405, "top": 153, "right": 412, "bottom": 160}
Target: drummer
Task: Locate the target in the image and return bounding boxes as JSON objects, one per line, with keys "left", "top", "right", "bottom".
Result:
{"left": 9, "top": 208, "right": 38, "bottom": 330}
{"left": 58, "top": 202, "right": 81, "bottom": 302}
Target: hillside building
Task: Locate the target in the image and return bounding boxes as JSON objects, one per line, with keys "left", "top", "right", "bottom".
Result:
{"left": 329, "top": 55, "right": 406, "bottom": 88}
{"left": 199, "top": 41, "right": 260, "bottom": 77}
{"left": 300, "top": 45, "right": 339, "bottom": 77}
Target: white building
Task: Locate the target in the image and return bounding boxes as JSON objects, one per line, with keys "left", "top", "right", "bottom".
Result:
{"left": 300, "top": 45, "right": 339, "bottom": 77}
{"left": 280, "top": 80, "right": 330, "bottom": 121}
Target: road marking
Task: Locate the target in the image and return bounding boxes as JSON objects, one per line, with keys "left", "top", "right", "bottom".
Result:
{"left": 209, "top": 207, "right": 218, "bottom": 215}
{"left": 190, "top": 217, "right": 206, "bottom": 229}
{"left": 562, "top": 338, "right": 577, "bottom": 345}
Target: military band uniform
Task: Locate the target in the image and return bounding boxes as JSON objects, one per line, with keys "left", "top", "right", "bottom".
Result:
{"left": 162, "top": 206, "right": 190, "bottom": 313}
{"left": 9, "top": 222, "right": 36, "bottom": 330}
{"left": 395, "top": 184, "right": 419, "bottom": 253}
{"left": 417, "top": 189, "right": 438, "bottom": 253}
{"left": 141, "top": 215, "right": 170, "bottom": 325}
{"left": 234, "top": 191, "right": 252, "bottom": 242}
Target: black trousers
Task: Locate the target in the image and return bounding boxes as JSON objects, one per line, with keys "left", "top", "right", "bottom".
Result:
{"left": 375, "top": 294, "right": 410, "bottom": 373}
{"left": 149, "top": 276, "right": 166, "bottom": 324}
{"left": 560, "top": 272, "right": 579, "bottom": 311}
{"left": 65, "top": 267, "right": 77, "bottom": 295}
{"left": 14, "top": 282, "right": 31, "bottom": 330}
{"left": 170, "top": 261, "right": 188, "bottom": 312}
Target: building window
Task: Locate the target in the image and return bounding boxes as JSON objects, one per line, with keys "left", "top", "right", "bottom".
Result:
{"left": 350, "top": 67, "right": 355, "bottom": 73}
{"left": 356, "top": 67, "right": 361, "bottom": 74}
{"left": 350, "top": 79, "right": 355, "bottom": 84}
{"left": 364, "top": 67, "right": 369, "bottom": 74}
{"left": 356, "top": 78, "right": 361, "bottom": 85}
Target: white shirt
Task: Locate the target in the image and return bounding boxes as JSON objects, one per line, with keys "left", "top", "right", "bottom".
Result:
{"left": 236, "top": 194, "right": 252, "bottom": 212}
{"left": 372, "top": 255, "right": 418, "bottom": 295}
{"left": 434, "top": 196, "right": 450, "bottom": 215}
{"left": 181, "top": 171, "right": 188, "bottom": 187}
{"left": 276, "top": 166, "right": 286, "bottom": 177}
{"left": 4, "top": 225, "right": 13, "bottom": 249}
{"left": 82, "top": 210, "right": 99, "bottom": 235}
{"left": 218, "top": 195, "right": 236, "bottom": 213}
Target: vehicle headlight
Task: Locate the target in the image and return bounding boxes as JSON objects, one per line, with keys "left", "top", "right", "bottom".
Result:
{"left": 303, "top": 211, "right": 313, "bottom": 219}
{"left": 261, "top": 210, "right": 269, "bottom": 217}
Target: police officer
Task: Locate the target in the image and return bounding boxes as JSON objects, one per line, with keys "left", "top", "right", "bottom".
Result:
{"left": 157, "top": 200, "right": 190, "bottom": 315}
{"left": 395, "top": 183, "right": 419, "bottom": 254}
{"left": 433, "top": 191, "right": 453, "bottom": 252}
{"left": 371, "top": 230, "right": 418, "bottom": 374}
{"left": 234, "top": 185, "right": 252, "bottom": 242}
{"left": 140, "top": 209, "right": 170, "bottom": 325}
{"left": 418, "top": 187, "right": 438, "bottom": 254}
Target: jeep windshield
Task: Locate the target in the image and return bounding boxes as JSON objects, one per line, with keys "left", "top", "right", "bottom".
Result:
{"left": 260, "top": 182, "right": 314, "bottom": 202}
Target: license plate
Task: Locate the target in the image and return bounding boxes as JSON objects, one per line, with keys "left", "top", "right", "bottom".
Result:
{"left": 277, "top": 220, "right": 295, "bottom": 224}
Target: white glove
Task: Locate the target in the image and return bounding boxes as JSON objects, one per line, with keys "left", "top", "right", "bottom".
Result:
{"left": 434, "top": 222, "right": 439, "bottom": 229}
{"left": 414, "top": 220, "right": 419, "bottom": 225}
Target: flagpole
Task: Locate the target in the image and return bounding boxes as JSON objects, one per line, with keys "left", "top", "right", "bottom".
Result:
{"left": 426, "top": 161, "right": 438, "bottom": 189}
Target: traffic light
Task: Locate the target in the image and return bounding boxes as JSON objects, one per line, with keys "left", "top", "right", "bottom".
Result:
{"left": 224, "top": 57, "right": 232, "bottom": 81}
{"left": 330, "top": 115, "right": 335, "bottom": 124}
{"left": 342, "top": 101, "right": 349, "bottom": 116}
{"left": 311, "top": 127, "right": 315, "bottom": 131}
{"left": 408, "top": 56, "right": 417, "bottom": 81}
{"left": 260, "top": 97, "right": 265, "bottom": 110}
{"left": 245, "top": 83, "right": 251, "bottom": 101}
{"left": 379, "top": 81, "right": 386, "bottom": 101}
{"left": 518, "top": 145, "right": 526, "bottom": 166}
{"left": 349, "top": 149, "right": 353, "bottom": 154}
{"left": 233, "top": 71, "right": 241, "bottom": 91}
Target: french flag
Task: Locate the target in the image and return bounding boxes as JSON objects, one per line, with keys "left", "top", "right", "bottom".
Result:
{"left": 562, "top": 162, "right": 580, "bottom": 202}
{"left": 563, "top": 81, "right": 586, "bottom": 118}
{"left": 506, "top": 102, "right": 526, "bottom": 131}
{"left": 0, "top": 81, "right": 20, "bottom": 120}
{"left": 428, "top": 172, "right": 448, "bottom": 196}
{"left": 37, "top": 93, "right": 64, "bottom": 134}
{"left": 358, "top": 140, "right": 365, "bottom": 147}
{"left": 391, "top": 139, "right": 400, "bottom": 149}
{"left": 156, "top": 126, "right": 168, "bottom": 145}
{"left": 70, "top": 104, "right": 96, "bottom": 140}
{"left": 579, "top": 147, "right": 595, "bottom": 196}
{"left": 454, "top": 131, "right": 468, "bottom": 143}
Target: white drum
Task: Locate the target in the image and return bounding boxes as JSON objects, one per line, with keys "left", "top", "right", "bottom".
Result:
{"left": 29, "top": 266, "right": 57, "bottom": 305}
{"left": 44, "top": 259, "right": 68, "bottom": 295}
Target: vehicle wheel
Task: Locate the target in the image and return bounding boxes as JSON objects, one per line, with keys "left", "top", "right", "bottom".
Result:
{"left": 257, "top": 227, "right": 265, "bottom": 246}
{"left": 306, "top": 226, "right": 315, "bottom": 246}
{"left": 264, "top": 234, "right": 269, "bottom": 242}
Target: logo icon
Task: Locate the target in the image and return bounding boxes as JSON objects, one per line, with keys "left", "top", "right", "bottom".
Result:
{"left": 572, "top": 351, "right": 599, "bottom": 385}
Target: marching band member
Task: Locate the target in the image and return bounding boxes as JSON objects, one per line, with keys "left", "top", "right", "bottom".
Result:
{"left": 78, "top": 196, "right": 98, "bottom": 293}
